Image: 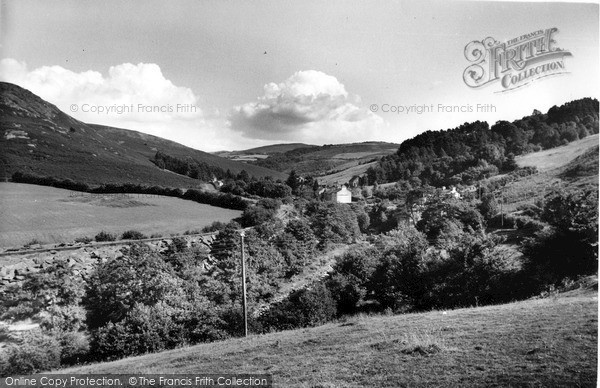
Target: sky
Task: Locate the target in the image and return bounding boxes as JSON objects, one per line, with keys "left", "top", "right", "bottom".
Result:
{"left": 0, "top": 0, "right": 598, "bottom": 152}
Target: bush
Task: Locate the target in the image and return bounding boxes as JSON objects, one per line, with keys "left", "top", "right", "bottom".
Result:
{"left": 487, "top": 213, "right": 517, "bottom": 229}
{"left": 90, "top": 302, "right": 185, "bottom": 360}
{"left": 201, "top": 221, "right": 228, "bottom": 233}
{"left": 95, "top": 231, "right": 116, "bottom": 242}
{"left": 121, "top": 230, "right": 147, "bottom": 240}
{"left": 515, "top": 216, "right": 546, "bottom": 233}
{"left": 74, "top": 236, "right": 92, "bottom": 244}
{"left": 259, "top": 283, "right": 337, "bottom": 331}
{"left": 57, "top": 331, "right": 90, "bottom": 365}
{"left": 368, "top": 227, "right": 429, "bottom": 312}
{"left": 2, "top": 331, "right": 61, "bottom": 376}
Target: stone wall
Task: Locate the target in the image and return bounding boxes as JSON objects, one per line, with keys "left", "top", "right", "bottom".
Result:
{"left": 0, "top": 234, "right": 218, "bottom": 290}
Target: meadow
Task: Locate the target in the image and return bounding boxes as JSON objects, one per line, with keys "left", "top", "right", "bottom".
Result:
{"left": 0, "top": 183, "right": 241, "bottom": 247}
{"left": 515, "top": 134, "right": 598, "bottom": 172}
{"left": 57, "top": 282, "right": 598, "bottom": 387}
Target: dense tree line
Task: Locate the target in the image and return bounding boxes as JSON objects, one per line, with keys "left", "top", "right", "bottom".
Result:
{"left": 153, "top": 151, "right": 232, "bottom": 181}
{"left": 367, "top": 98, "right": 599, "bottom": 186}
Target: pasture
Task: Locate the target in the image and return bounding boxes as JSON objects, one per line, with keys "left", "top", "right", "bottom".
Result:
{"left": 516, "top": 134, "right": 598, "bottom": 172}
{"left": 58, "top": 283, "right": 598, "bottom": 387}
{"left": 0, "top": 183, "right": 241, "bottom": 247}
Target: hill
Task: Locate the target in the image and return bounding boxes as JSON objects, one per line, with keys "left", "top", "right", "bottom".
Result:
{"left": 215, "top": 143, "right": 316, "bottom": 157}
{"left": 57, "top": 286, "right": 597, "bottom": 387}
{"left": 0, "top": 182, "right": 241, "bottom": 247}
{"left": 366, "top": 98, "right": 599, "bottom": 187}
{"left": 248, "top": 141, "right": 400, "bottom": 177}
{"left": 0, "top": 82, "right": 284, "bottom": 187}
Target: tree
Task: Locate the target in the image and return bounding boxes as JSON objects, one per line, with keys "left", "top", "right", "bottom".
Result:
{"left": 478, "top": 193, "right": 499, "bottom": 220}
{"left": 286, "top": 170, "right": 300, "bottom": 194}
{"left": 368, "top": 226, "right": 429, "bottom": 312}
{"left": 523, "top": 188, "right": 598, "bottom": 285}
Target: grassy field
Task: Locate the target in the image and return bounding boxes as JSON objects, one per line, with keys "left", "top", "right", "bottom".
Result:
{"left": 0, "top": 183, "right": 241, "bottom": 247}
{"left": 491, "top": 134, "right": 599, "bottom": 213}
{"left": 56, "top": 285, "right": 597, "bottom": 387}
{"left": 516, "top": 134, "right": 598, "bottom": 172}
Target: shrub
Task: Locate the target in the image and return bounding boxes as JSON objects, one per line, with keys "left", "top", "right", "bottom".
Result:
{"left": 368, "top": 227, "right": 429, "bottom": 312}
{"left": 201, "top": 221, "right": 228, "bottom": 233}
{"left": 74, "top": 236, "right": 92, "bottom": 244}
{"left": 95, "top": 231, "right": 116, "bottom": 242}
{"left": 23, "top": 238, "right": 43, "bottom": 248}
{"left": 2, "top": 331, "right": 61, "bottom": 376}
{"left": 259, "top": 283, "right": 337, "bottom": 331}
{"left": 121, "top": 230, "right": 147, "bottom": 240}
{"left": 326, "top": 273, "right": 365, "bottom": 315}
{"left": 515, "top": 216, "right": 546, "bottom": 233}
{"left": 90, "top": 302, "right": 185, "bottom": 360}
{"left": 57, "top": 331, "right": 90, "bottom": 365}
{"left": 487, "top": 213, "right": 517, "bottom": 229}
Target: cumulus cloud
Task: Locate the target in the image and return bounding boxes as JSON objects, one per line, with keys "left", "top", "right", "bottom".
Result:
{"left": 228, "top": 70, "right": 385, "bottom": 143}
{"left": 0, "top": 58, "right": 202, "bottom": 122}
{"left": 0, "top": 58, "right": 249, "bottom": 151}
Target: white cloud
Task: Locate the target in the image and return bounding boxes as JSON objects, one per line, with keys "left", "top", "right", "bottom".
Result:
{"left": 0, "top": 58, "right": 201, "bottom": 122}
{"left": 0, "top": 58, "right": 250, "bottom": 151}
{"left": 228, "top": 70, "right": 386, "bottom": 144}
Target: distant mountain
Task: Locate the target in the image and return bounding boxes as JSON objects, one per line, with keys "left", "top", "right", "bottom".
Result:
{"left": 215, "top": 143, "right": 317, "bottom": 157}
{"left": 0, "top": 82, "right": 284, "bottom": 187}
{"left": 248, "top": 141, "right": 400, "bottom": 177}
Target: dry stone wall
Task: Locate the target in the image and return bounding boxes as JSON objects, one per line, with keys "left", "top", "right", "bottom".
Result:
{"left": 0, "top": 234, "right": 218, "bottom": 290}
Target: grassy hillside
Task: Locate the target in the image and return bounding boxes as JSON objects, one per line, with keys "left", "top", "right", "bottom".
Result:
{"left": 215, "top": 143, "right": 317, "bottom": 157}
{"left": 0, "top": 183, "right": 241, "bottom": 247}
{"left": 58, "top": 286, "right": 597, "bottom": 387}
{"left": 0, "top": 82, "right": 284, "bottom": 186}
{"left": 316, "top": 161, "right": 379, "bottom": 185}
{"left": 495, "top": 134, "right": 599, "bottom": 212}
{"left": 249, "top": 141, "right": 399, "bottom": 176}
{"left": 516, "top": 134, "right": 599, "bottom": 172}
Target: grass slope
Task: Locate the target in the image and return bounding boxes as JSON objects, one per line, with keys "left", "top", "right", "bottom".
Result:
{"left": 516, "top": 134, "right": 599, "bottom": 172}
{"left": 249, "top": 142, "right": 399, "bottom": 176}
{"left": 216, "top": 143, "right": 317, "bottom": 156}
{"left": 489, "top": 134, "right": 599, "bottom": 212}
{"left": 0, "top": 82, "right": 284, "bottom": 186}
{"left": 0, "top": 183, "right": 241, "bottom": 247}
{"left": 58, "top": 288, "right": 597, "bottom": 387}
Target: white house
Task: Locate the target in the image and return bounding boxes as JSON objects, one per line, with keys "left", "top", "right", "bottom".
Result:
{"left": 336, "top": 185, "right": 352, "bottom": 203}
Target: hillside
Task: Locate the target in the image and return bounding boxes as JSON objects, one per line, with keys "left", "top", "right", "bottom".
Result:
{"left": 215, "top": 143, "right": 316, "bottom": 157}
{"left": 57, "top": 286, "right": 597, "bottom": 387}
{"left": 0, "top": 82, "right": 284, "bottom": 187}
{"left": 248, "top": 141, "right": 400, "bottom": 177}
{"left": 492, "top": 134, "right": 599, "bottom": 212}
{"left": 516, "top": 133, "right": 599, "bottom": 173}
{"left": 366, "top": 98, "right": 599, "bottom": 187}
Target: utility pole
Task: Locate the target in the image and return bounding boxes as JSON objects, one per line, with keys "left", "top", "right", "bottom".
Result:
{"left": 500, "top": 189, "right": 504, "bottom": 228}
{"left": 240, "top": 231, "right": 248, "bottom": 337}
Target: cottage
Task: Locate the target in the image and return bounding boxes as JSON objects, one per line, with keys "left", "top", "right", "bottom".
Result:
{"left": 348, "top": 175, "right": 361, "bottom": 188}
{"left": 336, "top": 185, "right": 352, "bottom": 203}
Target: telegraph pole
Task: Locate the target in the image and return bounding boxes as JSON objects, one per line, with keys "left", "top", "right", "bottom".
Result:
{"left": 240, "top": 231, "right": 248, "bottom": 337}
{"left": 500, "top": 189, "right": 504, "bottom": 228}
